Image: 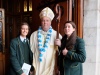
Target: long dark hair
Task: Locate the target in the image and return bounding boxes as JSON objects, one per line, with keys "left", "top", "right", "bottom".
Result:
{"left": 63, "top": 21, "right": 77, "bottom": 50}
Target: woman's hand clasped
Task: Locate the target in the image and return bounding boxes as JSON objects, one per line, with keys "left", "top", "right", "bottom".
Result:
{"left": 62, "top": 48, "right": 68, "bottom": 56}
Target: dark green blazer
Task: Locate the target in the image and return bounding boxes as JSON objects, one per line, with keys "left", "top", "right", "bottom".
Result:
{"left": 59, "top": 36, "right": 86, "bottom": 75}
{"left": 9, "top": 37, "right": 33, "bottom": 75}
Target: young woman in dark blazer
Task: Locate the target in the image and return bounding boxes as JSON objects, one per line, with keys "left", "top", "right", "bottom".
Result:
{"left": 9, "top": 22, "right": 33, "bottom": 75}
{"left": 55, "top": 21, "right": 86, "bottom": 75}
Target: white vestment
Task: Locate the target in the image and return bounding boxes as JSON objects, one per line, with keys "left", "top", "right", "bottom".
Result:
{"left": 30, "top": 29, "right": 62, "bottom": 75}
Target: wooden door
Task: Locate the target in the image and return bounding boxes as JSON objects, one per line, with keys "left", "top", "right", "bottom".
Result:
{"left": 0, "top": 8, "right": 5, "bottom": 75}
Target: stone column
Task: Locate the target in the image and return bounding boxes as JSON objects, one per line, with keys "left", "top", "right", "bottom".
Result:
{"left": 95, "top": 0, "right": 100, "bottom": 74}
{"left": 84, "top": 0, "right": 100, "bottom": 75}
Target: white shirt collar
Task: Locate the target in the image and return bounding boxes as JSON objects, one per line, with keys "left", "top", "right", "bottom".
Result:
{"left": 20, "top": 36, "right": 26, "bottom": 42}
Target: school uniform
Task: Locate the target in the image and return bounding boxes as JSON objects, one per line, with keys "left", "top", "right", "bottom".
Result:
{"left": 9, "top": 36, "right": 33, "bottom": 75}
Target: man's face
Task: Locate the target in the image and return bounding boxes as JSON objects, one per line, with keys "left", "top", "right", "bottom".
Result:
{"left": 41, "top": 16, "right": 51, "bottom": 32}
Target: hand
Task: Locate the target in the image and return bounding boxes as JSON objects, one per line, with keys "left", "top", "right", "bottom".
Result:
{"left": 54, "top": 39, "right": 61, "bottom": 47}
{"left": 30, "top": 71, "right": 33, "bottom": 75}
{"left": 21, "top": 73, "right": 26, "bottom": 75}
{"left": 62, "top": 48, "right": 68, "bottom": 55}
{"left": 55, "top": 67, "right": 60, "bottom": 75}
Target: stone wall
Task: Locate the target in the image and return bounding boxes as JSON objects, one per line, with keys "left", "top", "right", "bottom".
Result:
{"left": 83, "top": 0, "right": 100, "bottom": 75}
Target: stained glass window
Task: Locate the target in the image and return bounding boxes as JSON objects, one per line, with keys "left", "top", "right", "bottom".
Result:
{"left": 24, "top": 0, "right": 27, "bottom": 12}
{"left": 29, "top": 0, "right": 32, "bottom": 11}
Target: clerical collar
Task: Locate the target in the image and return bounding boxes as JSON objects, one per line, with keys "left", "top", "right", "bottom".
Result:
{"left": 41, "top": 30, "right": 48, "bottom": 35}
